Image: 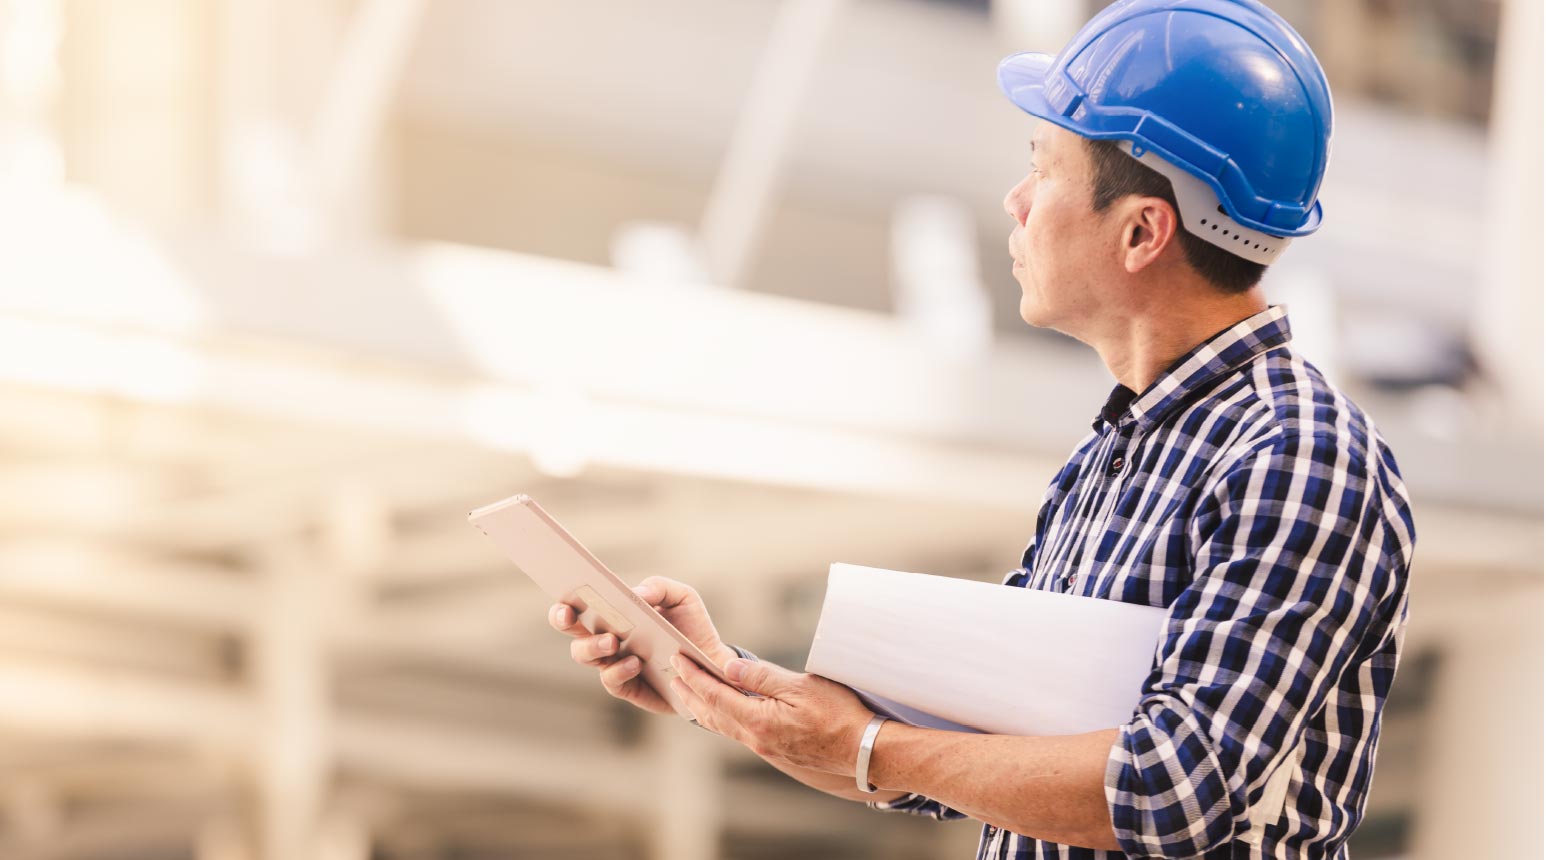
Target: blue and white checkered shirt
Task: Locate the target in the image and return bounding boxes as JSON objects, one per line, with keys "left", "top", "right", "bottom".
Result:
{"left": 866, "top": 306, "right": 1416, "bottom": 859}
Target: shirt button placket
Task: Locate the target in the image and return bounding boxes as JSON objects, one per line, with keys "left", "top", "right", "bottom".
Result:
{"left": 1107, "top": 420, "right": 1131, "bottom": 476}
{"left": 1072, "top": 429, "right": 1130, "bottom": 595}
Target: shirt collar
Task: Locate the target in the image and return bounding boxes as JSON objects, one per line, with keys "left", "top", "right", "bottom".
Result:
{"left": 1092, "top": 305, "right": 1293, "bottom": 434}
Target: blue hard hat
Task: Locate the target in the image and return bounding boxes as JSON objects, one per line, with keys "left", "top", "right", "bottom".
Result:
{"left": 998, "top": 0, "right": 1333, "bottom": 243}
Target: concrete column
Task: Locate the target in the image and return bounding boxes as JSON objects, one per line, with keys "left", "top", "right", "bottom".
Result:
{"left": 216, "top": 0, "right": 294, "bottom": 239}
{"left": 253, "top": 544, "right": 331, "bottom": 860}
{"left": 890, "top": 195, "right": 993, "bottom": 362}
{"left": 319, "top": 482, "right": 391, "bottom": 628}
{"left": 312, "top": 808, "right": 371, "bottom": 860}
{"left": 648, "top": 716, "right": 724, "bottom": 860}
{"left": 196, "top": 814, "right": 251, "bottom": 860}
{"left": 1408, "top": 593, "right": 1543, "bottom": 858}
{"left": 0, "top": 0, "right": 65, "bottom": 190}
{"left": 1471, "top": 0, "right": 1544, "bottom": 429}
{"left": 1, "top": 780, "right": 60, "bottom": 860}
{"left": 60, "top": 0, "right": 211, "bottom": 222}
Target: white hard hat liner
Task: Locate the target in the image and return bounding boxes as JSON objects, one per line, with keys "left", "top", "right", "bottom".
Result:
{"left": 1118, "top": 141, "right": 1292, "bottom": 267}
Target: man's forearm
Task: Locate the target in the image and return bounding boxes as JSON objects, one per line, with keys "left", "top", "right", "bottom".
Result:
{"left": 757, "top": 754, "right": 910, "bottom": 804}
{"left": 866, "top": 721, "right": 1123, "bottom": 851}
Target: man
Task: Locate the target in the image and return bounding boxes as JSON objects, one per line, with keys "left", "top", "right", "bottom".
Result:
{"left": 549, "top": 0, "right": 1415, "bottom": 857}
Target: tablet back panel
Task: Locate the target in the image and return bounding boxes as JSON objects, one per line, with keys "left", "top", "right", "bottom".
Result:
{"left": 468, "top": 494, "right": 739, "bottom": 723}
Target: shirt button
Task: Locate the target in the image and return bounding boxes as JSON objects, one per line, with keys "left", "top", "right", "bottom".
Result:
{"left": 1108, "top": 456, "right": 1125, "bottom": 475}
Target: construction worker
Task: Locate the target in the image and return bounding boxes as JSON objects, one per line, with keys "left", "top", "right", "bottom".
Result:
{"left": 551, "top": 1, "right": 1414, "bottom": 857}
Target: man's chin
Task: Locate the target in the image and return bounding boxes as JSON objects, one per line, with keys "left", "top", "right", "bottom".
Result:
{"left": 1021, "top": 302, "right": 1084, "bottom": 345}
{"left": 1019, "top": 295, "right": 1054, "bottom": 329}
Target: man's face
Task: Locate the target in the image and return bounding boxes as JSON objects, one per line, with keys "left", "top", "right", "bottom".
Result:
{"left": 1002, "top": 122, "right": 1113, "bottom": 338}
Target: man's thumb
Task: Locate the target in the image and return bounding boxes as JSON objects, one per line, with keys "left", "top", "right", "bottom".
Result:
{"left": 727, "top": 658, "right": 793, "bottom": 694}
{"left": 633, "top": 576, "right": 691, "bottom": 607}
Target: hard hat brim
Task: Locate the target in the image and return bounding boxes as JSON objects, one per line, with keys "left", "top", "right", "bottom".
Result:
{"left": 996, "top": 52, "right": 1057, "bottom": 121}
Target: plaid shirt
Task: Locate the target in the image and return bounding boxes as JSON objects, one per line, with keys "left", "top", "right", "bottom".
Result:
{"left": 866, "top": 306, "right": 1415, "bottom": 859}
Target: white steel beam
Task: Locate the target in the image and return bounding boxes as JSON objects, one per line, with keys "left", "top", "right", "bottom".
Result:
{"left": 0, "top": 540, "right": 256, "bottom": 632}
{"left": 698, "top": 0, "right": 847, "bottom": 288}
{"left": 0, "top": 604, "right": 228, "bottom": 681}
{"left": 0, "top": 657, "right": 254, "bottom": 748}
{"left": 0, "top": 319, "right": 1057, "bottom": 511}
{"left": 307, "top": 0, "right": 428, "bottom": 238}
{"left": 0, "top": 219, "right": 1533, "bottom": 513}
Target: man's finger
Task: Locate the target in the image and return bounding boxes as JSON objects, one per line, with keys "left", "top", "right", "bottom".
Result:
{"left": 548, "top": 603, "right": 589, "bottom": 637}
{"left": 670, "top": 676, "right": 724, "bottom": 736}
{"left": 570, "top": 632, "right": 619, "bottom": 666}
{"left": 672, "top": 654, "right": 755, "bottom": 725}
{"left": 600, "top": 655, "right": 644, "bottom": 695}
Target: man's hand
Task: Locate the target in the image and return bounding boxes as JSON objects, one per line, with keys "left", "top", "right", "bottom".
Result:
{"left": 669, "top": 652, "right": 877, "bottom": 778}
{"left": 548, "top": 576, "right": 736, "bottom": 715}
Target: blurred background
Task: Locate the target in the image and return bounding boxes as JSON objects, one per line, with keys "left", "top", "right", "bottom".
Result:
{"left": 0, "top": 0, "right": 1540, "bottom": 858}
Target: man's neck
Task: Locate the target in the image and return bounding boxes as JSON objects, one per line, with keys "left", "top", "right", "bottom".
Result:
{"left": 1092, "top": 287, "right": 1268, "bottom": 395}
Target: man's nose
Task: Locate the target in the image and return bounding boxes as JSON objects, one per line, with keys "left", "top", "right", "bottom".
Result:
{"left": 1003, "top": 181, "right": 1030, "bottom": 227}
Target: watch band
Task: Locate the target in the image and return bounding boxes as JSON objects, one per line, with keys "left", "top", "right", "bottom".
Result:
{"left": 855, "top": 714, "right": 890, "bottom": 794}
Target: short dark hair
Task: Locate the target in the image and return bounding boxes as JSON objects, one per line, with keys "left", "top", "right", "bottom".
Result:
{"left": 1083, "top": 138, "right": 1265, "bottom": 294}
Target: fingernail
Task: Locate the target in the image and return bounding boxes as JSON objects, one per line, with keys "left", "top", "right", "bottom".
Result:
{"left": 670, "top": 655, "right": 683, "bottom": 672}
{"left": 557, "top": 607, "right": 569, "bottom": 624}
{"left": 726, "top": 659, "right": 744, "bottom": 682}
{"left": 600, "top": 634, "right": 614, "bottom": 651}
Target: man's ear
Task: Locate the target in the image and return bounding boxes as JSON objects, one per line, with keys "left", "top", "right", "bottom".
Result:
{"left": 1119, "top": 196, "right": 1178, "bottom": 274}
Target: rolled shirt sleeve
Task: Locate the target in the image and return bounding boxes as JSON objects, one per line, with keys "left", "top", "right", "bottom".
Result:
{"left": 728, "top": 644, "right": 760, "bottom": 662}
{"left": 866, "top": 792, "right": 971, "bottom": 820}
{"left": 1104, "top": 432, "right": 1407, "bottom": 858}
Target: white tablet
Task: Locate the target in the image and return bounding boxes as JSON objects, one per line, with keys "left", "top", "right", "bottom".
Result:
{"left": 468, "top": 493, "right": 748, "bottom": 725}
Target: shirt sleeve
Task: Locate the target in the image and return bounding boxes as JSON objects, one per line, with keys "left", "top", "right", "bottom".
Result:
{"left": 865, "top": 791, "right": 971, "bottom": 820}
{"left": 1103, "top": 432, "right": 1406, "bottom": 858}
{"left": 728, "top": 644, "right": 759, "bottom": 662}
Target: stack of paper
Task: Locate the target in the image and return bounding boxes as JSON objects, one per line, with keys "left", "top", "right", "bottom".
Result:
{"left": 804, "top": 564, "right": 1170, "bottom": 736}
